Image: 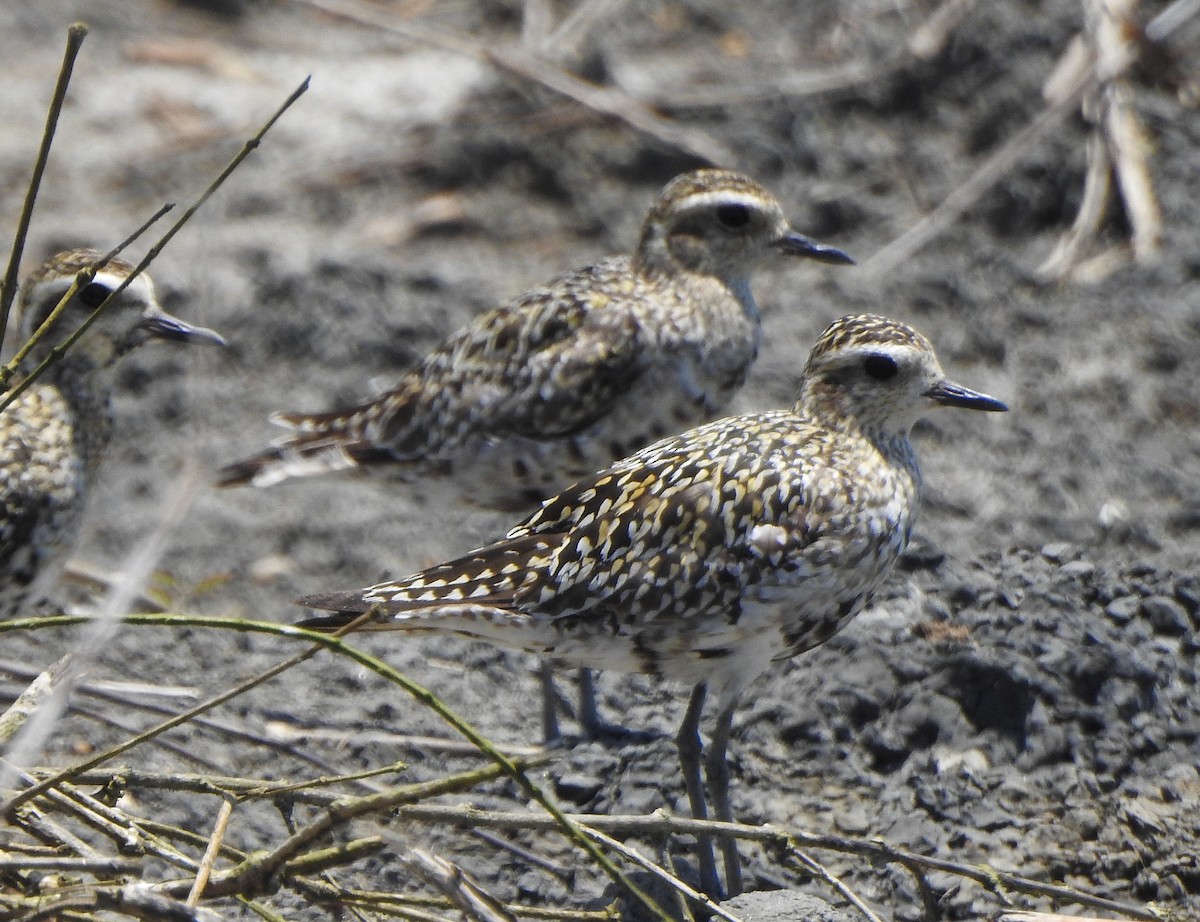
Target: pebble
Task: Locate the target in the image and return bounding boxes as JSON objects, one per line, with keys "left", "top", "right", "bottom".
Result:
{"left": 1142, "top": 595, "right": 1191, "bottom": 635}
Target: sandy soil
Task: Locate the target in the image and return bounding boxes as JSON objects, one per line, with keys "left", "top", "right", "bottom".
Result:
{"left": 1, "top": 0, "right": 1198, "bottom": 919}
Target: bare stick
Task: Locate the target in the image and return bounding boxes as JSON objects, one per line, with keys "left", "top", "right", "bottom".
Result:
{"left": 187, "top": 796, "right": 235, "bottom": 906}
{"left": 0, "top": 655, "right": 72, "bottom": 746}
{"left": 1035, "top": 133, "right": 1112, "bottom": 282}
{"left": 9, "top": 802, "right": 102, "bottom": 858}
{"left": 1145, "top": 0, "right": 1200, "bottom": 40}
{"left": 5, "top": 764, "right": 205, "bottom": 874}
{"left": 0, "top": 23, "right": 88, "bottom": 348}
{"left": 1103, "top": 82, "right": 1161, "bottom": 264}
{"left": 0, "top": 855, "right": 138, "bottom": 874}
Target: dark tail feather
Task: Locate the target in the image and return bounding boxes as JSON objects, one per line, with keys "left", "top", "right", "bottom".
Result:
{"left": 295, "top": 611, "right": 364, "bottom": 632}
{"left": 295, "top": 587, "right": 382, "bottom": 633}
{"left": 214, "top": 448, "right": 286, "bottom": 488}
{"left": 215, "top": 437, "right": 399, "bottom": 489}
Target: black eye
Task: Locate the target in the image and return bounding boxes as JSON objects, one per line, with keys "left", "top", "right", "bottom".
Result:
{"left": 715, "top": 204, "right": 751, "bottom": 229}
{"left": 863, "top": 354, "right": 898, "bottom": 381}
{"left": 79, "top": 282, "right": 111, "bottom": 308}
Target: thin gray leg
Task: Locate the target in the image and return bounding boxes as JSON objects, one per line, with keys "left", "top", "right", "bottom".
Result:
{"left": 576, "top": 668, "right": 603, "bottom": 737}
{"left": 706, "top": 695, "right": 743, "bottom": 896}
{"left": 538, "top": 661, "right": 561, "bottom": 745}
{"left": 676, "top": 683, "right": 721, "bottom": 898}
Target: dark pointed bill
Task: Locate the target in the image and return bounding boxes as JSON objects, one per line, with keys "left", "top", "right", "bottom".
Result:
{"left": 773, "top": 232, "right": 855, "bottom": 266}
{"left": 140, "top": 311, "right": 226, "bottom": 347}
{"left": 923, "top": 380, "right": 1007, "bottom": 412}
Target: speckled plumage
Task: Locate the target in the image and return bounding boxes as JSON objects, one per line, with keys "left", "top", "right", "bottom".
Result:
{"left": 0, "top": 248, "right": 224, "bottom": 617}
{"left": 217, "top": 168, "right": 852, "bottom": 506}
{"left": 298, "top": 313, "right": 1007, "bottom": 897}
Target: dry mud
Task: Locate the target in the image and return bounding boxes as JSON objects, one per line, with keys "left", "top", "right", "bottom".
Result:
{"left": 1, "top": 0, "right": 1198, "bottom": 919}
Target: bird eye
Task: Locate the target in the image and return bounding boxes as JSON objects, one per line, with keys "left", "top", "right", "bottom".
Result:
{"left": 715, "top": 204, "right": 751, "bottom": 229}
{"left": 863, "top": 354, "right": 898, "bottom": 381}
{"left": 79, "top": 282, "right": 111, "bottom": 308}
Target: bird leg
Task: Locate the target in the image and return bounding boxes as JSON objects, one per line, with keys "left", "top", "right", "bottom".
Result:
{"left": 538, "top": 661, "right": 563, "bottom": 745}
{"left": 676, "top": 683, "right": 722, "bottom": 898}
{"left": 539, "top": 664, "right": 628, "bottom": 744}
{"left": 575, "top": 667, "right": 604, "bottom": 737}
{"left": 706, "top": 694, "right": 743, "bottom": 896}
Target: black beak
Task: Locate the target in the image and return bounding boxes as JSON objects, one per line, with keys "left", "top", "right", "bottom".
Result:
{"left": 140, "top": 311, "right": 226, "bottom": 347}
{"left": 923, "top": 380, "right": 1007, "bottom": 412}
{"left": 773, "top": 232, "right": 855, "bottom": 266}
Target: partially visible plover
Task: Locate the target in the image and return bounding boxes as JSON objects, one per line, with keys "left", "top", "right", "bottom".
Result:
{"left": 217, "top": 169, "right": 851, "bottom": 502}
{"left": 294, "top": 313, "right": 1007, "bottom": 898}
{"left": 0, "top": 248, "right": 225, "bottom": 617}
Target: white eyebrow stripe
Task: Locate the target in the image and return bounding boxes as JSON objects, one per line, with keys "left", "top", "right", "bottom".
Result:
{"left": 674, "top": 191, "right": 768, "bottom": 211}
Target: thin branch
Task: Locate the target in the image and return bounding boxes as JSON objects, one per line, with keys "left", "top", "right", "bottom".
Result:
{"left": 187, "top": 796, "right": 235, "bottom": 906}
{"left": 0, "top": 23, "right": 88, "bottom": 349}
{"left": 280, "top": 836, "right": 386, "bottom": 877}
{"left": 0, "top": 855, "right": 138, "bottom": 874}
{"left": 0, "top": 655, "right": 72, "bottom": 746}
{"left": 45, "top": 760, "right": 420, "bottom": 804}
{"left": 0, "top": 670, "right": 355, "bottom": 777}
{"left": 1034, "top": 132, "right": 1111, "bottom": 281}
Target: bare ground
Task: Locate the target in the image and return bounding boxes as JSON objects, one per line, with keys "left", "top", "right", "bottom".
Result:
{"left": 1, "top": 0, "right": 1198, "bottom": 919}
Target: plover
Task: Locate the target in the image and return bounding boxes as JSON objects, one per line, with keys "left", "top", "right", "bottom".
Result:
{"left": 0, "top": 248, "right": 224, "bottom": 617}
{"left": 295, "top": 313, "right": 1007, "bottom": 897}
{"left": 216, "top": 169, "right": 851, "bottom": 500}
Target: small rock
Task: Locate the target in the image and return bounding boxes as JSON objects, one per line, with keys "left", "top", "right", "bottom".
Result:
{"left": 723, "top": 891, "right": 854, "bottom": 922}
{"left": 1105, "top": 595, "right": 1140, "bottom": 624}
{"left": 833, "top": 806, "right": 871, "bottom": 834}
{"left": 553, "top": 772, "right": 604, "bottom": 805}
{"left": 1060, "top": 559, "right": 1095, "bottom": 580}
{"left": 1041, "top": 542, "right": 1075, "bottom": 563}
{"left": 1174, "top": 581, "right": 1200, "bottom": 616}
{"left": 1142, "top": 595, "right": 1190, "bottom": 635}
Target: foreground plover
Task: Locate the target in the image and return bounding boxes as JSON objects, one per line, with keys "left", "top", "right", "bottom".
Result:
{"left": 0, "top": 249, "right": 224, "bottom": 617}
{"left": 294, "top": 313, "right": 1007, "bottom": 898}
